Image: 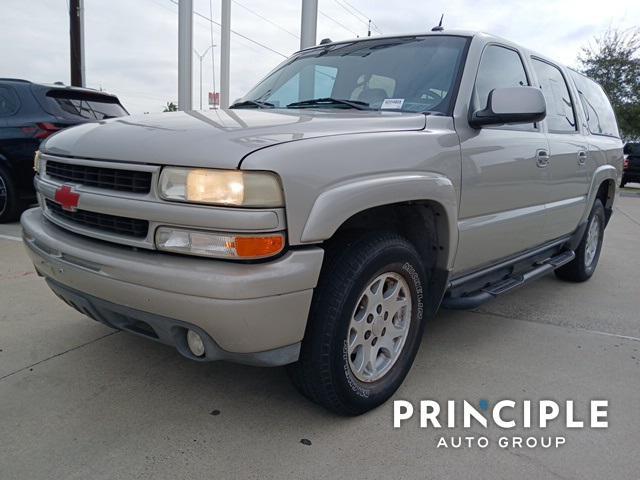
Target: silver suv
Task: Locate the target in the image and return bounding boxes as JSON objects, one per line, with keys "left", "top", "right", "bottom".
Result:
{"left": 21, "top": 31, "right": 623, "bottom": 415}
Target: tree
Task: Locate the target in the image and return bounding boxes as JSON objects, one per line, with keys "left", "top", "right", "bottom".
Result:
{"left": 163, "top": 101, "right": 178, "bottom": 112}
{"left": 579, "top": 28, "right": 640, "bottom": 140}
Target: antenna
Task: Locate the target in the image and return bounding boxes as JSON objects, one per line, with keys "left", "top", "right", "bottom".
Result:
{"left": 431, "top": 14, "right": 444, "bottom": 32}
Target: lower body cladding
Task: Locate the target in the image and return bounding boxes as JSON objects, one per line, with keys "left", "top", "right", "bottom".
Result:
{"left": 20, "top": 208, "right": 325, "bottom": 367}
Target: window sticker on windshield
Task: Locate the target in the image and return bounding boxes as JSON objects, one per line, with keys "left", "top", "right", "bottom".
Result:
{"left": 381, "top": 98, "right": 405, "bottom": 110}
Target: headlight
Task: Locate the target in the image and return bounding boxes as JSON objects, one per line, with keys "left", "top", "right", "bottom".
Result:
{"left": 33, "top": 150, "right": 41, "bottom": 173}
{"left": 159, "top": 167, "right": 284, "bottom": 207}
{"left": 156, "top": 227, "right": 285, "bottom": 259}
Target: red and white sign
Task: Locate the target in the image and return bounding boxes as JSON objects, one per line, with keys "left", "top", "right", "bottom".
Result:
{"left": 208, "top": 92, "right": 220, "bottom": 108}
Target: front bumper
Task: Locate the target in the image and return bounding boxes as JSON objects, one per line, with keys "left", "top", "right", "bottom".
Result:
{"left": 21, "top": 208, "right": 324, "bottom": 366}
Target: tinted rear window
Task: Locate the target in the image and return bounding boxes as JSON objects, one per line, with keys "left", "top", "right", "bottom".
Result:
{"left": 569, "top": 71, "right": 619, "bottom": 138}
{"left": 46, "top": 90, "right": 128, "bottom": 120}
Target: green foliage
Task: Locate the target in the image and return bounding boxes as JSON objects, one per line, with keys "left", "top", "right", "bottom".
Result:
{"left": 163, "top": 101, "right": 178, "bottom": 112}
{"left": 579, "top": 28, "right": 640, "bottom": 141}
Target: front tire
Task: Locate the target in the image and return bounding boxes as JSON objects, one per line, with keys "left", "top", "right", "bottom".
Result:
{"left": 287, "top": 232, "right": 428, "bottom": 415}
{"left": 555, "top": 199, "right": 605, "bottom": 282}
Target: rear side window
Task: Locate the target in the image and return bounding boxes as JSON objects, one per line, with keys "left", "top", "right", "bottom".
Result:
{"left": 46, "top": 90, "right": 128, "bottom": 120}
{"left": 0, "top": 86, "right": 20, "bottom": 116}
{"left": 531, "top": 59, "right": 576, "bottom": 133}
{"left": 569, "top": 71, "right": 619, "bottom": 138}
{"left": 474, "top": 45, "right": 530, "bottom": 111}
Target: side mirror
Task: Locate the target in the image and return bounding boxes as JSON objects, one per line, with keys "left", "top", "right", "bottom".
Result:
{"left": 470, "top": 86, "right": 546, "bottom": 128}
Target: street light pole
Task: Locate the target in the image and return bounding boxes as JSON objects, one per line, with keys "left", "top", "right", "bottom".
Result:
{"left": 300, "top": 0, "right": 318, "bottom": 49}
{"left": 220, "top": 0, "right": 231, "bottom": 109}
{"left": 194, "top": 44, "right": 216, "bottom": 110}
{"left": 178, "top": 0, "right": 193, "bottom": 111}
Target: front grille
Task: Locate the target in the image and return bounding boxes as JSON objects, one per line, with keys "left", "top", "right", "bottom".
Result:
{"left": 46, "top": 160, "right": 152, "bottom": 194}
{"left": 46, "top": 200, "right": 148, "bottom": 238}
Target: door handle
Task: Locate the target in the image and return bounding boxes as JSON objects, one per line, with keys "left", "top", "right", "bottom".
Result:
{"left": 577, "top": 150, "right": 587, "bottom": 165}
{"left": 536, "top": 149, "right": 550, "bottom": 168}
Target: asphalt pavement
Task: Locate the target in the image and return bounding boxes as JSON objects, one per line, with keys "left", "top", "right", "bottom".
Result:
{"left": 1, "top": 189, "right": 639, "bottom": 480}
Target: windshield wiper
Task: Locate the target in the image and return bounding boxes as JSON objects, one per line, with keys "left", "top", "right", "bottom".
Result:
{"left": 286, "top": 98, "right": 370, "bottom": 110}
{"left": 229, "top": 99, "right": 275, "bottom": 109}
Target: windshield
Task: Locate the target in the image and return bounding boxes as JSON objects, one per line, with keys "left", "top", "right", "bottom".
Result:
{"left": 239, "top": 35, "right": 469, "bottom": 114}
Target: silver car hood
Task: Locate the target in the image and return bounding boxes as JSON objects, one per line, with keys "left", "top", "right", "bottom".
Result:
{"left": 41, "top": 109, "right": 426, "bottom": 169}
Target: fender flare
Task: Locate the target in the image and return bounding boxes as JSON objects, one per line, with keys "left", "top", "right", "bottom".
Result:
{"left": 581, "top": 164, "right": 617, "bottom": 224}
{"left": 300, "top": 172, "right": 459, "bottom": 268}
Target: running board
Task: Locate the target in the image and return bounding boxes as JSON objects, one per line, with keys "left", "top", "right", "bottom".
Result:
{"left": 441, "top": 250, "right": 575, "bottom": 310}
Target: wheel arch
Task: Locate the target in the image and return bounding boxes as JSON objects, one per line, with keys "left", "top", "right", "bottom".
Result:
{"left": 300, "top": 172, "right": 458, "bottom": 270}
{"left": 0, "top": 151, "right": 13, "bottom": 172}
{"left": 582, "top": 165, "right": 617, "bottom": 226}
{"left": 308, "top": 192, "right": 456, "bottom": 317}
{"left": 595, "top": 177, "right": 615, "bottom": 225}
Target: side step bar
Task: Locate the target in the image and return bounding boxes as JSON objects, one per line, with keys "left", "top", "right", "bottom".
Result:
{"left": 441, "top": 250, "right": 575, "bottom": 310}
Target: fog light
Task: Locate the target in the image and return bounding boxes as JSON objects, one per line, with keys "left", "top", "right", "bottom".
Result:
{"left": 186, "top": 329, "right": 205, "bottom": 357}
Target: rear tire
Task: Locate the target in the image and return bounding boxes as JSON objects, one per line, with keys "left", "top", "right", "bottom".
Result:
{"left": 555, "top": 199, "right": 605, "bottom": 282}
{"left": 0, "top": 166, "right": 21, "bottom": 223}
{"left": 287, "top": 232, "right": 428, "bottom": 415}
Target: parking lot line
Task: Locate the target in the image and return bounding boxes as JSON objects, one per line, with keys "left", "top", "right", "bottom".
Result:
{"left": 0, "top": 234, "right": 21, "bottom": 242}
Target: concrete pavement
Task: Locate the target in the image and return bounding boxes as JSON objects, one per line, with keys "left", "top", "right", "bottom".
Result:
{"left": 1, "top": 192, "right": 639, "bottom": 480}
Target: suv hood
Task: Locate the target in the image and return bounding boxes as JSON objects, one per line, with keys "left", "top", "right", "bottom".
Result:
{"left": 41, "top": 109, "right": 426, "bottom": 169}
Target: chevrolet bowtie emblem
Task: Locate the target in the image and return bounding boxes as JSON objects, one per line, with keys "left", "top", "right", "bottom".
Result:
{"left": 54, "top": 185, "right": 80, "bottom": 212}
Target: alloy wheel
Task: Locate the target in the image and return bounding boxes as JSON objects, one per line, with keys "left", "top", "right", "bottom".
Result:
{"left": 347, "top": 272, "right": 412, "bottom": 383}
{"left": 584, "top": 215, "right": 600, "bottom": 268}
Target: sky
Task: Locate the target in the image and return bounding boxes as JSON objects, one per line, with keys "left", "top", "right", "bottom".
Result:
{"left": 1, "top": 0, "right": 638, "bottom": 114}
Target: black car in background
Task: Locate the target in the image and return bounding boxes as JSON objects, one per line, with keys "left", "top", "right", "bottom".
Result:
{"left": 621, "top": 142, "right": 640, "bottom": 188}
{"left": 0, "top": 79, "right": 128, "bottom": 222}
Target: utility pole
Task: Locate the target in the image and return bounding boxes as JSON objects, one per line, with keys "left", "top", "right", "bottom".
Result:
{"left": 300, "top": 0, "right": 318, "bottom": 49}
{"left": 299, "top": 0, "right": 318, "bottom": 100}
{"left": 209, "top": 0, "right": 217, "bottom": 109}
{"left": 178, "top": 0, "right": 193, "bottom": 111}
{"left": 69, "top": 0, "right": 85, "bottom": 87}
{"left": 220, "top": 0, "right": 231, "bottom": 109}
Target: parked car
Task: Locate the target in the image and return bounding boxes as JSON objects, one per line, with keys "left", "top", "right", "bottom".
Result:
{"left": 621, "top": 142, "right": 640, "bottom": 187}
{"left": 21, "top": 31, "right": 622, "bottom": 415}
{"left": 0, "top": 79, "right": 128, "bottom": 222}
